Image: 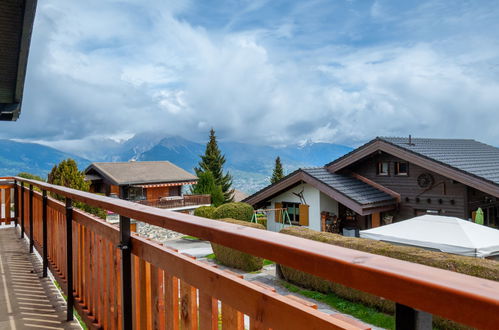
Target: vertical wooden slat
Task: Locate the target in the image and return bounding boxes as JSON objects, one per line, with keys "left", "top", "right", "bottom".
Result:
{"left": 180, "top": 280, "right": 198, "bottom": 330}
{"left": 116, "top": 246, "right": 123, "bottom": 330}
{"left": 199, "top": 290, "right": 218, "bottom": 330}
{"left": 132, "top": 255, "right": 140, "bottom": 330}
{"left": 138, "top": 258, "right": 148, "bottom": 330}
{"left": 96, "top": 234, "right": 103, "bottom": 327}
{"left": 222, "top": 303, "right": 244, "bottom": 330}
{"left": 150, "top": 265, "right": 166, "bottom": 330}
{"left": 5, "top": 188, "right": 11, "bottom": 224}
{"left": 145, "top": 262, "right": 152, "bottom": 330}
{"left": 106, "top": 241, "right": 115, "bottom": 330}
{"left": 164, "top": 272, "right": 179, "bottom": 330}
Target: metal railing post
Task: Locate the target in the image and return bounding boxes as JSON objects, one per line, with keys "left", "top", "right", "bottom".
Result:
{"left": 14, "top": 180, "right": 18, "bottom": 227}
{"left": 395, "top": 303, "right": 432, "bottom": 330}
{"left": 20, "top": 182, "right": 25, "bottom": 238}
{"left": 119, "top": 214, "right": 133, "bottom": 330}
{"left": 65, "top": 198, "right": 74, "bottom": 321}
{"left": 42, "top": 190, "right": 48, "bottom": 277}
{"left": 29, "top": 184, "right": 34, "bottom": 253}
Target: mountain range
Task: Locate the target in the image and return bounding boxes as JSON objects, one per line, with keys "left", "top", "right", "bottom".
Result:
{"left": 0, "top": 134, "right": 353, "bottom": 193}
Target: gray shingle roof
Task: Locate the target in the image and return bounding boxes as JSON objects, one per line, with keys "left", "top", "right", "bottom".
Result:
{"left": 85, "top": 161, "right": 198, "bottom": 185}
{"left": 302, "top": 167, "right": 395, "bottom": 205}
{"left": 380, "top": 137, "right": 499, "bottom": 185}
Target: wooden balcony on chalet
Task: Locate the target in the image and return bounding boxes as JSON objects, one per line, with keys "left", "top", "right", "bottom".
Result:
{"left": 136, "top": 194, "right": 211, "bottom": 210}
{"left": 0, "top": 176, "right": 498, "bottom": 330}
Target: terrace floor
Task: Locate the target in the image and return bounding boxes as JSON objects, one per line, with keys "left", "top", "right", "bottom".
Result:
{"left": 0, "top": 226, "right": 80, "bottom": 330}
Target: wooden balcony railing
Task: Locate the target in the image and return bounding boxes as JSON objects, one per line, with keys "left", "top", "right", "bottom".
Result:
{"left": 137, "top": 194, "right": 211, "bottom": 209}
{"left": 1, "top": 176, "right": 499, "bottom": 329}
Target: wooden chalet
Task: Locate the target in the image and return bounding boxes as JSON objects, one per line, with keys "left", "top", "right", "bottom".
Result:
{"left": 245, "top": 136, "right": 499, "bottom": 233}
{"left": 84, "top": 161, "right": 210, "bottom": 209}
{"left": 0, "top": 0, "right": 37, "bottom": 121}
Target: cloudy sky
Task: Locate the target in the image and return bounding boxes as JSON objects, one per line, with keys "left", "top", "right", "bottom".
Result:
{"left": 3, "top": 0, "right": 499, "bottom": 150}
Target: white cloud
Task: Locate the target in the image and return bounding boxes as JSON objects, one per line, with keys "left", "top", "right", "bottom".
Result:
{"left": 2, "top": 0, "right": 499, "bottom": 153}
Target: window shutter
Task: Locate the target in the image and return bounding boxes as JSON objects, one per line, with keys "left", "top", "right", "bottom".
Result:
{"left": 275, "top": 202, "right": 283, "bottom": 223}
{"left": 371, "top": 212, "right": 381, "bottom": 228}
{"left": 299, "top": 204, "right": 309, "bottom": 226}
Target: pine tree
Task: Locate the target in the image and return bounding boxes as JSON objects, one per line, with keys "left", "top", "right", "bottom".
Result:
{"left": 190, "top": 171, "right": 224, "bottom": 207}
{"left": 195, "top": 128, "right": 234, "bottom": 203}
{"left": 48, "top": 159, "right": 107, "bottom": 219}
{"left": 270, "top": 156, "right": 284, "bottom": 184}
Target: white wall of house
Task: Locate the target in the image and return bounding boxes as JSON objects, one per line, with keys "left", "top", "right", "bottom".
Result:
{"left": 320, "top": 191, "right": 339, "bottom": 217}
{"left": 266, "top": 183, "right": 322, "bottom": 232}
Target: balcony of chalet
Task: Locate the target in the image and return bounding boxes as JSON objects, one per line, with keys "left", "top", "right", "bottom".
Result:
{"left": 136, "top": 194, "right": 211, "bottom": 210}
{"left": 0, "top": 176, "right": 498, "bottom": 330}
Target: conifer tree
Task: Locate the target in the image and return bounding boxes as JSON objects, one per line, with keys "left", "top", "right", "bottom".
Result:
{"left": 195, "top": 129, "right": 234, "bottom": 203}
{"left": 190, "top": 171, "right": 224, "bottom": 207}
{"left": 48, "top": 159, "right": 106, "bottom": 219}
{"left": 270, "top": 156, "right": 284, "bottom": 184}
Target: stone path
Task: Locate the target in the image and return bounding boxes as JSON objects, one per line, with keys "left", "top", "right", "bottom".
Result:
{"left": 0, "top": 226, "right": 81, "bottom": 330}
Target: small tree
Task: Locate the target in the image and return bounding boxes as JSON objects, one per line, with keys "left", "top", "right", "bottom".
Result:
{"left": 48, "top": 159, "right": 106, "bottom": 219}
{"left": 195, "top": 128, "right": 234, "bottom": 203}
{"left": 190, "top": 170, "right": 224, "bottom": 207}
{"left": 18, "top": 172, "right": 45, "bottom": 182}
{"left": 270, "top": 156, "right": 284, "bottom": 184}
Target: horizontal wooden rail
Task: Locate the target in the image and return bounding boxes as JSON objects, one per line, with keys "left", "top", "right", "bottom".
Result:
{"left": 4, "top": 177, "right": 499, "bottom": 329}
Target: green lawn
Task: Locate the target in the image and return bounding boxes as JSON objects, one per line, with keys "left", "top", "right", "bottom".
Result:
{"left": 280, "top": 281, "right": 395, "bottom": 329}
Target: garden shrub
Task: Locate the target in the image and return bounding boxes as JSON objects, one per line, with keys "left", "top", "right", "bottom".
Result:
{"left": 278, "top": 226, "right": 498, "bottom": 329}
{"left": 194, "top": 206, "right": 216, "bottom": 219}
{"left": 212, "top": 202, "right": 254, "bottom": 222}
{"left": 210, "top": 218, "right": 265, "bottom": 272}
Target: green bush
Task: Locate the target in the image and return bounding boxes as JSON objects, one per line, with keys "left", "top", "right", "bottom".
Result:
{"left": 194, "top": 206, "right": 216, "bottom": 219}
{"left": 212, "top": 202, "right": 254, "bottom": 222}
{"left": 278, "top": 226, "right": 498, "bottom": 329}
{"left": 210, "top": 218, "right": 265, "bottom": 272}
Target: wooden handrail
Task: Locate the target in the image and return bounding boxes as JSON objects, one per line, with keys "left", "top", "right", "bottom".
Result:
{"left": 6, "top": 176, "right": 499, "bottom": 329}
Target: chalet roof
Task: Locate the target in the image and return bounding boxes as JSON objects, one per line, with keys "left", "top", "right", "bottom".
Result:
{"left": 380, "top": 137, "right": 499, "bottom": 185}
{"left": 0, "top": 0, "right": 38, "bottom": 121}
{"left": 84, "top": 161, "right": 198, "bottom": 186}
{"left": 302, "top": 168, "right": 395, "bottom": 205}
{"left": 327, "top": 137, "right": 499, "bottom": 198}
{"left": 244, "top": 167, "right": 396, "bottom": 215}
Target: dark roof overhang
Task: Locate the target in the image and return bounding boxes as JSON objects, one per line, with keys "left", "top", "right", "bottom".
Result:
{"left": 327, "top": 138, "right": 499, "bottom": 199}
{"left": 0, "top": 0, "right": 38, "bottom": 121}
{"left": 244, "top": 169, "right": 396, "bottom": 216}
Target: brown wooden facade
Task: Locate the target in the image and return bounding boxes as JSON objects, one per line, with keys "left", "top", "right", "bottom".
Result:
{"left": 344, "top": 152, "right": 469, "bottom": 221}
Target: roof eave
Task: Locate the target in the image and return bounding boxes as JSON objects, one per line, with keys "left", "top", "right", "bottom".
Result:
{"left": 327, "top": 138, "right": 499, "bottom": 199}
{"left": 0, "top": 0, "right": 38, "bottom": 121}
{"left": 244, "top": 169, "right": 396, "bottom": 216}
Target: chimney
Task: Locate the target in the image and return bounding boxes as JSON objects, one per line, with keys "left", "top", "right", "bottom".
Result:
{"left": 408, "top": 134, "right": 415, "bottom": 146}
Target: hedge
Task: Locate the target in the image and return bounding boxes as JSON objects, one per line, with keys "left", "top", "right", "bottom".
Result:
{"left": 194, "top": 206, "right": 216, "bottom": 219}
{"left": 212, "top": 202, "right": 254, "bottom": 222}
{"left": 210, "top": 218, "right": 265, "bottom": 272}
{"left": 278, "top": 226, "right": 499, "bottom": 329}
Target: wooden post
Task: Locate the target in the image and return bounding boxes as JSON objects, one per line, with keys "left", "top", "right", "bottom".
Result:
{"left": 119, "top": 214, "right": 133, "bottom": 330}
{"left": 29, "top": 184, "right": 34, "bottom": 253}
{"left": 396, "top": 303, "right": 432, "bottom": 330}
{"left": 42, "top": 190, "right": 48, "bottom": 277}
{"left": 20, "top": 182, "right": 25, "bottom": 238}
{"left": 13, "top": 180, "right": 18, "bottom": 227}
{"left": 66, "top": 198, "right": 74, "bottom": 321}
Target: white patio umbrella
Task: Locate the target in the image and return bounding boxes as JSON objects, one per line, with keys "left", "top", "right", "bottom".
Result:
{"left": 360, "top": 214, "right": 499, "bottom": 258}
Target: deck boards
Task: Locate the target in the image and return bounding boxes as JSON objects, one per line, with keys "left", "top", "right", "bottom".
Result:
{"left": 0, "top": 226, "right": 80, "bottom": 330}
